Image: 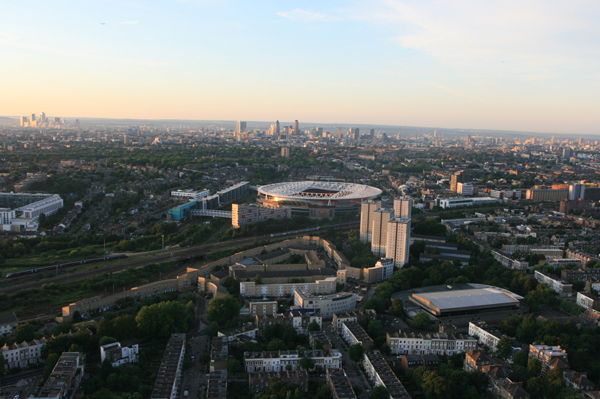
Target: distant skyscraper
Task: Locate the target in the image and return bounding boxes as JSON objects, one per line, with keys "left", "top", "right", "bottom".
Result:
{"left": 293, "top": 120, "right": 299, "bottom": 134}
{"left": 235, "top": 120, "right": 247, "bottom": 141}
{"left": 360, "top": 200, "right": 381, "bottom": 243}
{"left": 280, "top": 147, "right": 290, "bottom": 158}
{"left": 275, "top": 120, "right": 281, "bottom": 138}
{"left": 371, "top": 208, "right": 393, "bottom": 257}
{"left": 393, "top": 197, "right": 413, "bottom": 218}
{"left": 450, "top": 171, "right": 464, "bottom": 192}
{"left": 386, "top": 217, "right": 411, "bottom": 267}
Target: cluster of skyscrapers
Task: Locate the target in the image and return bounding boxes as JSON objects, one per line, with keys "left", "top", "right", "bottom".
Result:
{"left": 19, "top": 112, "right": 64, "bottom": 128}
{"left": 360, "top": 197, "right": 412, "bottom": 268}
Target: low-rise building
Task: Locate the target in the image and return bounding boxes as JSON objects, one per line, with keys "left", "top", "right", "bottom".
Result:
{"left": 249, "top": 370, "right": 309, "bottom": 394}
{"left": 332, "top": 312, "right": 358, "bottom": 330}
{"left": 151, "top": 333, "right": 186, "bottom": 399}
{"left": 0, "top": 313, "right": 18, "bottom": 336}
{"left": 534, "top": 271, "right": 573, "bottom": 296}
{"left": 468, "top": 321, "right": 503, "bottom": 352}
{"left": 30, "top": 352, "right": 85, "bottom": 399}
{"left": 210, "top": 336, "right": 229, "bottom": 372}
{"left": 244, "top": 350, "right": 342, "bottom": 373}
{"left": 100, "top": 341, "right": 139, "bottom": 367}
{"left": 1, "top": 338, "right": 46, "bottom": 370}
{"left": 248, "top": 300, "right": 278, "bottom": 316}
{"left": 293, "top": 290, "right": 358, "bottom": 318}
{"left": 561, "top": 268, "right": 600, "bottom": 283}
{"left": 327, "top": 368, "right": 358, "bottom": 399}
{"left": 386, "top": 329, "right": 477, "bottom": 356}
{"left": 340, "top": 321, "right": 374, "bottom": 350}
{"left": 206, "top": 370, "right": 228, "bottom": 399}
{"left": 362, "top": 350, "right": 411, "bottom": 399}
{"left": 399, "top": 354, "right": 439, "bottom": 369}
{"left": 240, "top": 276, "right": 337, "bottom": 298}
{"left": 528, "top": 344, "right": 569, "bottom": 372}
{"left": 577, "top": 292, "right": 598, "bottom": 310}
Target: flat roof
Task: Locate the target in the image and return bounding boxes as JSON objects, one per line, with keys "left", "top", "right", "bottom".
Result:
{"left": 411, "top": 286, "right": 522, "bottom": 315}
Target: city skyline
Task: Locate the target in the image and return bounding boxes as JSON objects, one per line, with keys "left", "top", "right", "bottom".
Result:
{"left": 1, "top": 0, "right": 599, "bottom": 134}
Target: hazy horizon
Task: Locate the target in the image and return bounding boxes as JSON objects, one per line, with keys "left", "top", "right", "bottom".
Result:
{"left": 2, "top": 0, "right": 599, "bottom": 134}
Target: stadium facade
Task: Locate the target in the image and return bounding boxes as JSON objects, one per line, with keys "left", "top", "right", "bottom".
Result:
{"left": 257, "top": 181, "right": 382, "bottom": 215}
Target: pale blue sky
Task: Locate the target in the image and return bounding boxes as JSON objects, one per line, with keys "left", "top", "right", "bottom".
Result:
{"left": 1, "top": 0, "right": 599, "bottom": 134}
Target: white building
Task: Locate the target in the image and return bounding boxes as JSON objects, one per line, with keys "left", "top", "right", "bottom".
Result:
{"left": 293, "top": 290, "right": 358, "bottom": 318}
{"left": 386, "top": 218, "right": 411, "bottom": 267}
{"left": 534, "top": 271, "right": 573, "bottom": 297}
{"left": 1, "top": 338, "right": 46, "bottom": 370}
{"left": 239, "top": 276, "right": 337, "bottom": 298}
{"left": 360, "top": 201, "right": 381, "bottom": 243}
{"left": 17, "top": 194, "right": 63, "bottom": 219}
{"left": 0, "top": 313, "right": 18, "bottom": 336}
{"left": 576, "top": 292, "right": 597, "bottom": 310}
{"left": 386, "top": 330, "right": 477, "bottom": 356}
{"left": 437, "top": 197, "right": 500, "bottom": 209}
{"left": 468, "top": 322, "right": 502, "bottom": 352}
{"left": 170, "top": 189, "right": 210, "bottom": 200}
{"left": 368, "top": 258, "right": 395, "bottom": 281}
{"left": 456, "top": 183, "right": 475, "bottom": 196}
{"left": 371, "top": 208, "right": 393, "bottom": 256}
{"left": 100, "top": 341, "right": 139, "bottom": 367}
{"left": 340, "top": 321, "right": 374, "bottom": 348}
{"left": 244, "top": 350, "right": 342, "bottom": 373}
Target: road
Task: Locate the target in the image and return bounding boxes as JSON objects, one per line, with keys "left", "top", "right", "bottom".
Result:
{"left": 0, "top": 222, "right": 358, "bottom": 295}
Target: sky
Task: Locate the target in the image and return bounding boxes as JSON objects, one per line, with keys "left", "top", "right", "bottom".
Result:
{"left": 1, "top": 0, "right": 599, "bottom": 134}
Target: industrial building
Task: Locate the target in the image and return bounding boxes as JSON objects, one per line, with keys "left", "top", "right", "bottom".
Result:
{"left": 409, "top": 285, "right": 522, "bottom": 317}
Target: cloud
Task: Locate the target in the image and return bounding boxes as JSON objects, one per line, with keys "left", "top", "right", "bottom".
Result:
{"left": 353, "top": 0, "right": 600, "bottom": 78}
{"left": 276, "top": 8, "right": 340, "bottom": 22}
{"left": 119, "top": 20, "right": 139, "bottom": 25}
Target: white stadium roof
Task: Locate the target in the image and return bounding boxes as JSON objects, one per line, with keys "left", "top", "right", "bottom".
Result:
{"left": 257, "top": 181, "right": 382, "bottom": 201}
{"left": 411, "top": 286, "right": 522, "bottom": 313}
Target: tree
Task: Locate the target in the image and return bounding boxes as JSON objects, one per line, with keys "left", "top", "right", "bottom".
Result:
{"left": 299, "top": 356, "right": 314, "bottom": 370}
{"left": 135, "top": 301, "right": 190, "bottom": 338}
{"left": 349, "top": 344, "right": 364, "bottom": 362}
{"left": 370, "top": 386, "right": 389, "bottom": 399}
{"left": 389, "top": 298, "right": 405, "bottom": 317}
{"left": 206, "top": 295, "right": 240, "bottom": 328}
{"left": 422, "top": 370, "right": 447, "bottom": 397}
{"left": 308, "top": 320, "right": 320, "bottom": 332}
{"left": 495, "top": 337, "right": 514, "bottom": 359}
{"left": 99, "top": 336, "right": 117, "bottom": 346}
{"left": 0, "top": 355, "right": 5, "bottom": 376}
{"left": 411, "top": 312, "right": 433, "bottom": 330}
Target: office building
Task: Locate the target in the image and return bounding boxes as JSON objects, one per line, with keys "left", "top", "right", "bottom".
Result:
{"left": 371, "top": 208, "right": 393, "bottom": 257}
{"left": 231, "top": 203, "right": 291, "bottom": 228}
{"left": 235, "top": 120, "right": 247, "bottom": 140}
{"left": 525, "top": 188, "right": 569, "bottom": 202}
{"left": 170, "top": 189, "right": 210, "bottom": 200}
{"left": 456, "top": 182, "right": 474, "bottom": 196}
{"left": 151, "top": 333, "right": 186, "bottom": 399}
{"left": 393, "top": 197, "right": 413, "bottom": 218}
{"left": 437, "top": 197, "right": 500, "bottom": 209}
{"left": 293, "top": 290, "right": 358, "bottom": 317}
{"left": 360, "top": 200, "right": 381, "bottom": 243}
{"left": 30, "top": 352, "right": 85, "bottom": 399}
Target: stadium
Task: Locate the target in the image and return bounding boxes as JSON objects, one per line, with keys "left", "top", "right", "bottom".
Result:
{"left": 257, "top": 181, "right": 382, "bottom": 214}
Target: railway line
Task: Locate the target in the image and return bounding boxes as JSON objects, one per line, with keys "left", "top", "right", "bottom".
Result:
{"left": 0, "top": 222, "right": 357, "bottom": 295}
